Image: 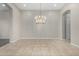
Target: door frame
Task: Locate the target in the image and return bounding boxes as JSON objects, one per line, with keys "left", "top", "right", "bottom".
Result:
{"left": 62, "top": 10, "right": 71, "bottom": 42}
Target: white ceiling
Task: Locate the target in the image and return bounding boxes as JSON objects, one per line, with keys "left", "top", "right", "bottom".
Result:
{"left": 15, "top": 3, "right": 66, "bottom": 11}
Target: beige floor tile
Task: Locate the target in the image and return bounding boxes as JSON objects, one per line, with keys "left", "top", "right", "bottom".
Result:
{"left": 0, "top": 39, "right": 79, "bottom": 56}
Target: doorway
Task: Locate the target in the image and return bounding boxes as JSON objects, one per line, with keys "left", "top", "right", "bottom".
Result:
{"left": 62, "top": 10, "right": 71, "bottom": 42}
{"left": 0, "top": 3, "right": 12, "bottom": 47}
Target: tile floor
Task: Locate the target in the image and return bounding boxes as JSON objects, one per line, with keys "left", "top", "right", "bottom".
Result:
{"left": 0, "top": 39, "right": 79, "bottom": 56}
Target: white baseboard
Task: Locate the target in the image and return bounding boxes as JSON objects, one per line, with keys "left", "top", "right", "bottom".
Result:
{"left": 10, "top": 40, "right": 17, "bottom": 43}
{"left": 20, "top": 37, "right": 59, "bottom": 40}
{"left": 10, "top": 39, "right": 19, "bottom": 43}
{"left": 60, "top": 38, "right": 63, "bottom": 40}
{"left": 71, "top": 42, "right": 79, "bottom": 48}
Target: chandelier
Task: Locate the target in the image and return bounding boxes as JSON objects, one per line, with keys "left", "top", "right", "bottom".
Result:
{"left": 34, "top": 3, "right": 46, "bottom": 24}
{"left": 35, "top": 15, "right": 46, "bottom": 24}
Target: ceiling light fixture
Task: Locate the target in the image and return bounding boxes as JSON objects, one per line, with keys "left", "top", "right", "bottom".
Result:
{"left": 34, "top": 3, "right": 46, "bottom": 24}
{"left": 2, "top": 4, "right": 6, "bottom": 7}
{"left": 35, "top": 16, "right": 46, "bottom": 24}
{"left": 24, "top": 4, "right": 26, "bottom": 7}
{"left": 54, "top": 4, "right": 57, "bottom": 7}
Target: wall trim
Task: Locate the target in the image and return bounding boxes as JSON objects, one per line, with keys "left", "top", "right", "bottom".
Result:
{"left": 10, "top": 40, "right": 17, "bottom": 43}
{"left": 71, "top": 42, "right": 79, "bottom": 48}
{"left": 10, "top": 39, "right": 19, "bottom": 43}
{"left": 20, "top": 37, "right": 60, "bottom": 40}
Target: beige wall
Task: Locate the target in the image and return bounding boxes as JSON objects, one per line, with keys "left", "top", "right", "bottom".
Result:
{"left": 6, "top": 3, "right": 79, "bottom": 46}
{"left": 0, "top": 11, "right": 11, "bottom": 39}
{"left": 20, "top": 11, "right": 60, "bottom": 39}
{"left": 60, "top": 4, "right": 79, "bottom": 46}
{"left": 7, "top": 4, "right": 21, "bottom": 43}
